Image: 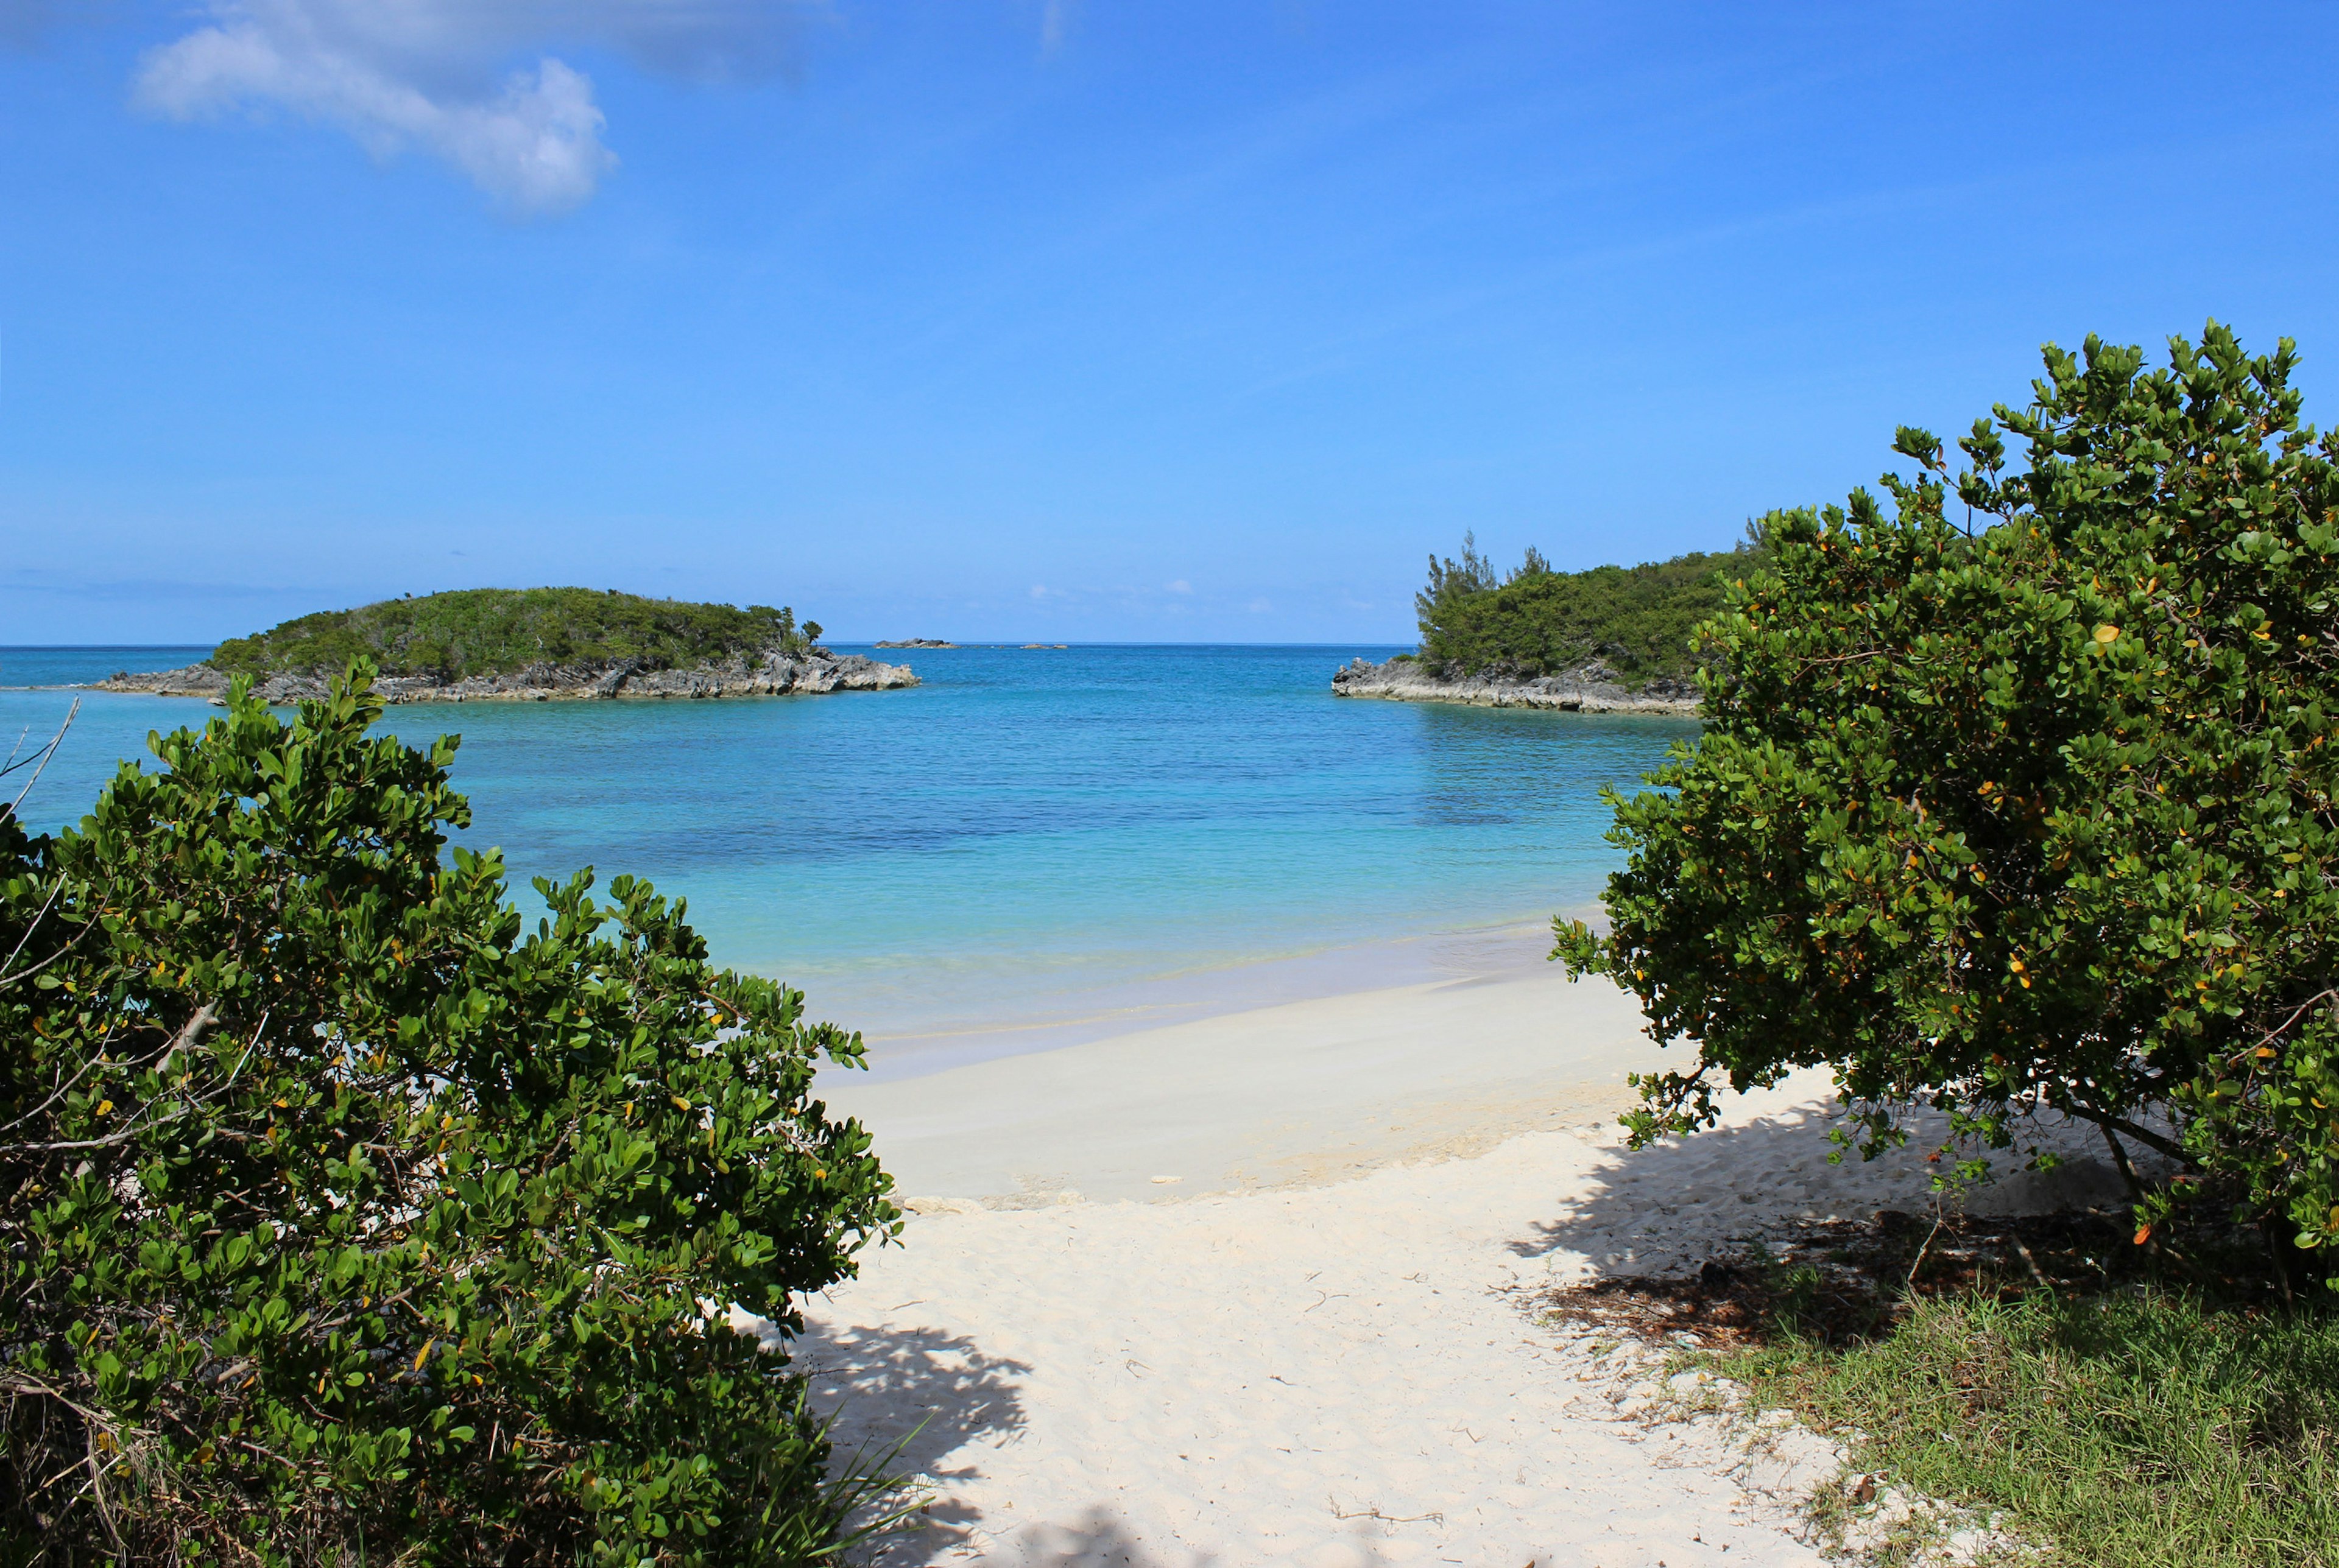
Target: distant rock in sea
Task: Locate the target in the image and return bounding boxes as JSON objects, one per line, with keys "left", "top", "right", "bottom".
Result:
{"left": 1330, "top": 655, "right": 1697, "bottom": 714}
{"left": 875, "top": 638, "right": 959, "bottom": 649}
{"left": 101, "top": 649, "right": 919, "bottom": 705}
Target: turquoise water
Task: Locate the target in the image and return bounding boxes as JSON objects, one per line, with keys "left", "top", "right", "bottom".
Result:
{"left": 1, "top": 645, "right": 1689, "bottom": 1055}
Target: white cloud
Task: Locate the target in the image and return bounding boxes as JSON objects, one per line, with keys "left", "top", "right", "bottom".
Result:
{"left": 1165, "top": 578, "right": 1192, "bottom": 594}
{"left": 134, "top": 2, "right": 808, "bottom": 213}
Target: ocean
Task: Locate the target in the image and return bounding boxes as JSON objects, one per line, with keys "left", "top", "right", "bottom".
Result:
{"left": 0, "top": 644, "right": 1692, "bottom": 1075}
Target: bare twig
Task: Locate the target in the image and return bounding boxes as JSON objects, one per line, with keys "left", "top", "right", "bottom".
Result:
{"left": 0, "top": 912, "right": 99, "bottom": 991}
{"left": 2010, "top": 1232, "right": 2051, "bottom": 1292}
{"left": 1905, "top": 1201, "right": 1947, "bottom": 1290}
{"left": 2100, "top": 1123, "right": 2145, "bottom": 1205}
{"left": 83, "top": 1429, "right": 129, "bottom": 1556}
{"left": 0, "top": 873, "right": 64, "bottom": 980}
{"left": 176, "top": 1002, "right": 221, "bottom": 1050}
{"left": 2064, "top": 1107, "right": 2190, "bottom": 1164}
{"left": 0, "top": 1025, "right": 121, "bottom": 1136}
{"left": 4, "top": 699, "right": 76, "bottom": 817}
{"left": 1329, "top": 1498, "right": 1445, "bottom": 1525}
{"left": 2235, "top": 986, "right": 2339, "bottom": 1066}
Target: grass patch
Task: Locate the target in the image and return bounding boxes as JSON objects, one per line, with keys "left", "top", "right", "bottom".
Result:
{"left": 1726, "top": 1287, "right": 2339, "bottom": 1567}
{"left": 1562, "top": 1208, "right": 2339, "bottom": 1568}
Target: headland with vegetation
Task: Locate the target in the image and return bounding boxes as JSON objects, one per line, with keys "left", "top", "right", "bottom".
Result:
{"left": 1333, "top": 536, "right": 1759, "bottom": 712}
{"left": 98, "top": 587, "right": 919, "bottom": 703}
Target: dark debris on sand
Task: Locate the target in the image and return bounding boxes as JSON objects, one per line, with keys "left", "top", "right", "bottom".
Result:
{"left": 1542, "top": 1206, "right": 2303, "bottom": 1350}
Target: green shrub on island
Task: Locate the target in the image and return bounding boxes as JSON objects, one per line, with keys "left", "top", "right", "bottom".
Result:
{"left": 209, "top": 588, "right": 827, "bottom": 683}
{"left": 0, "top": 666, "right": 899, "bottom": 1563}
{"left": 1558, "top": 323, "right": 2339, "bottom": 1272}
{"left": 1414, "top": 534, "right": 1756, "bottom": 686}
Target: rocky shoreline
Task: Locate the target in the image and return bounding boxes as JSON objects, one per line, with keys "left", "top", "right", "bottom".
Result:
{"left": 1330, "top": 655, "right": 1699, "bottom": 714}
{"left": 97, "top": 650, "right": 919, "bottom": 704}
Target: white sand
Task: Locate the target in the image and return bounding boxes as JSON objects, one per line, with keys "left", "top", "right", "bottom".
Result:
{"left": 802, "top": 969, "right": 2125, "bottom": 1566}
{"left": 819, "top": 957, "right": 1663, "bottom": 1206}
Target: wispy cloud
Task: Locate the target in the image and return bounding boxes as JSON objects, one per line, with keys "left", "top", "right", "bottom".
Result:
{"left": 135, "top": 2, "right": 812, "bottom": 214}
{"left": 1038, "top": 0, "right": 1078, "bottom": 58}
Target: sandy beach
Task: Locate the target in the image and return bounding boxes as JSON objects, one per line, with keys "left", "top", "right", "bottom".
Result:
{"left": 802, "top": 956, "right": 2126, "bottom": 1566}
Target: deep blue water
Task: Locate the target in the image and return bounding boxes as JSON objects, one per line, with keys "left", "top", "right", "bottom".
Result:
{"left": 0, "top": 644, "right": 1690, "bottom": 1042}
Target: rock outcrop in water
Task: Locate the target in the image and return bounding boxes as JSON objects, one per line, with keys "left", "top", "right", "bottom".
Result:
{"left": 874, "top": 638, "right": 958, "bottom": 649}
{"left": 99, "top": 650, "right": 919, "bottom": 704}
{"left": 1331, "top": 655, "right": 1698, "bottom": 714}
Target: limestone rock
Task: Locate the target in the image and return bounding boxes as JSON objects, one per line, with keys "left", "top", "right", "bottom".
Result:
{"left": 97, "top": 650, "right": 919, "bottom": 705}
{"left": 1330, "top": 655, "right": 1698, "bottom": 714}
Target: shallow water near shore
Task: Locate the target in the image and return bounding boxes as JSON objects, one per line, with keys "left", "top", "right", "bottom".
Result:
{"left": 1, "top": 644, "right": 1691, "bottom": 1069}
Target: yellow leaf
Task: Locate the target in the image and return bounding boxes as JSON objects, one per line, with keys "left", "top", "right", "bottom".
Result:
{"left": 2094, "top": 624, "right": 2120, "bottom": 645}
{"left": 94, "top": 1100, "right": 112, "bottom": 1117}
{"left": 2257, "top": 1046, "right": 2278, "bottom": 1059}
{"left": 414, "top": 1338, "right": 436, "bottom": 1372}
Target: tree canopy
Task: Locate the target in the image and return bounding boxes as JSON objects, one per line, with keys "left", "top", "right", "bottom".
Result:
{"left": 208, "top": 588, "right": 819, "bottom": 682}
{"left": 2, "top": 669, "right": 898, "bottom": 1562}
{"left": 1557, "top": 325, "right": 2339, "bottom": 1268}
{"left": 1415, "top": 535, "right": 1754, "bottom": 687}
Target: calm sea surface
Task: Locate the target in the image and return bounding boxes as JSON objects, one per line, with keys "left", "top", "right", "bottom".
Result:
{"left": 0, "top": 645, "right": 1690, "bottom": 1062}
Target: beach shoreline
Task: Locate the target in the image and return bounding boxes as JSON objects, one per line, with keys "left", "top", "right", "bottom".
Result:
{"left": 842, "top": 912, "right": 1595, "bottom": 1086}
{"left": 803, "top": 969, "right": 2129, "bottom": 1565}
{"left": 821, "top": 952, "right": 1660, "bottom": 1208}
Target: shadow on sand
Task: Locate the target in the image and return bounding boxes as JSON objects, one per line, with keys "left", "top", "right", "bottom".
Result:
{"left": 857, "top": 1501, "right": 1395, "bottom": 1568}
{"left": 1505, "top": 1098, "right": 2136, "bottom": 1271}
{"left": 793, "top": 1318, "right": 1400, "bottom": 1566}
{"left": 796, "top": 1316, "right": 1032, "bottom": 1562}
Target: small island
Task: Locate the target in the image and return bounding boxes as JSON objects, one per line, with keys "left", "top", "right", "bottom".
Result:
{"left": 1333, "top": 538, "right": 1751, "bottom": 714}
{"left": 873, "top": 638, "right": 958, "bottom": 648}
{"left": 101, "top": 588, "right": 919, "bottom": 704}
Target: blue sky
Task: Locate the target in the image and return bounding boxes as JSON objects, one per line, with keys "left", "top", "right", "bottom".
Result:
{"left": 4, "top": 2, "right": 2337, "bottom": 645}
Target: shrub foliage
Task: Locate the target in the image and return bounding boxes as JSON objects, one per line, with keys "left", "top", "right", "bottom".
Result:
{"left": 1415, "top": 534, "right": 1752, "bottom": 686}
{"left": 1, "top": 670, "right": 898, "bottom": 1563}
{"left": 1557, "top": 325, "right": 2339, "bottom": 1263}
{"left": 209, "top": 588, "right": 824, "bottom": 682}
